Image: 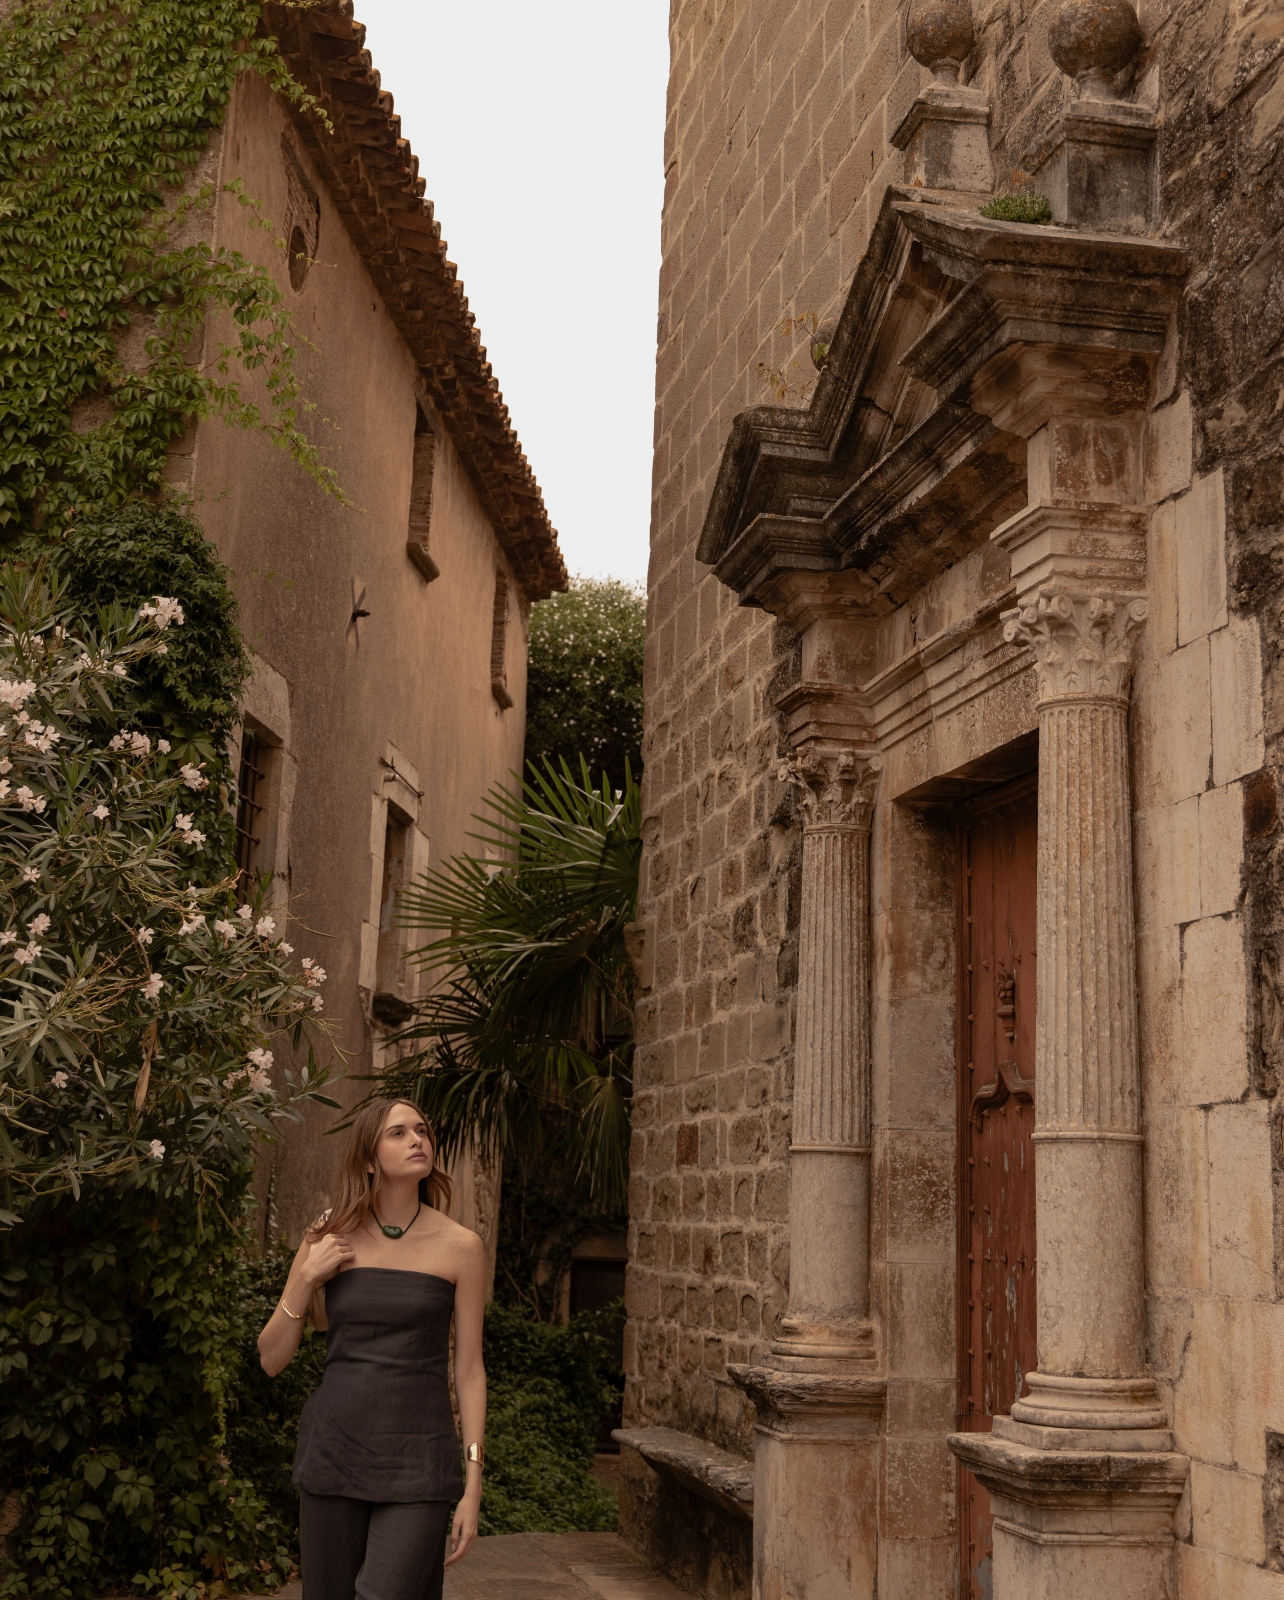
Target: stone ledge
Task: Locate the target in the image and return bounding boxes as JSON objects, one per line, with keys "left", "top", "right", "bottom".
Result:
{"left": 613, "top": 1426, "right": 754, "bottom": 1522}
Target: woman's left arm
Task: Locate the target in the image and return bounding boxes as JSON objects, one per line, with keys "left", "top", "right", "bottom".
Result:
{"left": 445, "top": 1232, "right": 487, "bottom": 1569}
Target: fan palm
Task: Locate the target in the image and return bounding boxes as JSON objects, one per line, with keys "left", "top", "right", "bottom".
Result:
{"left": 379, "top": 758, "right": 640, "bottom": 1211}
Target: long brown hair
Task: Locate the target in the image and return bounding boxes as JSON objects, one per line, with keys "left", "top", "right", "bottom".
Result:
{"left": 309, "top": 1098, "right": 452, "bottom": 1239}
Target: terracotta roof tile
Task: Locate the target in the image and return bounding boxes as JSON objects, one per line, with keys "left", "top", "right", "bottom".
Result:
{"left": 262, "top": 0, "right": 566, "bottom": 600}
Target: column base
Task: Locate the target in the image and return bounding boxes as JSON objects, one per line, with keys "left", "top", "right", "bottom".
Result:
{"left": 729, "top": 1362, "right": 885, "bottom": 1600}
{"left": 769, "top": 1313, "right": 877, "bottom": 1370}
{"left": 949, "top": 1386, "right": 1188, "bottom": 1600}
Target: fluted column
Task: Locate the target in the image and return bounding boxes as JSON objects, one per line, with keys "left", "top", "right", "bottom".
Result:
{"left": 775, "top": 745, "right": 879, "bottom": 1362}
{"left": 998, "top": 593, "right": 1165, "bottom": 1429}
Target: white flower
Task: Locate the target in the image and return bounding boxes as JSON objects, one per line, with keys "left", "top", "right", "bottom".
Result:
{"left": 311, "top": 994, "right": 324, "bottom": 1012}
{"left": 0, "top": 931, "right": 16, "bottom": 946}
{"left": 111, "top": 664, "right": 126, "bottom": 678}
{"left": 237, "top": 904, "right": 253, "bottom": 921}
{"left": 156, "top": 644, "right": 168, "bottom": 656}
{"left": 137, "top": 926, "right": 154, "bottom": 947}
{"left": 129, "top": 731, "right": 151, "bottom": 757}
{"left": 22, "top": 721, "right": 59, "bottom": 753}
{"left": 174, "top": 813, "right": 192, "bottom": 831}
{"left": 29, "top": 913, "right": 50, "bottom": 937}
{"left": 0, "top": 678, "right": 36, "bottom": 710}
{"left": 279, "top": 941, "right": 294, "bottom": 956}
{"left": 248, "top": 1067, "right": 272, "bottom": 1091}
{"left": 248, "top": 1047, "right": 274, "bottom": 1071}
{"left": 179, "top": 915, "right": 205, "bottom": 935}
{"left": 179, "top": 763, "right": 208, "bottom": 791}
{"left": 20, "top": 866, "right": 39, "bottom": 883}
{"left": 255, "top": 915, "right": 276, "bottom": 937}
{"left": 51, "top": 1071, "right": 68, "bottom": 1089}
{"left": 148, "top": 1139, "right": 166, "bottom": 1161}
{"left": 0, "top": 758, "right": 10, "bottom": 773}
{"left": 151, "top": 597, "right": 184, "bottom": 629}
{"left": 141, "top": 973, "right": 163, "bottom": 1001}
{"left": 0, "top": 780, "right": 9, "bottom": 801}
{"left": 76, "top": 653, "right": 92, "bottom": 671}
{"left": 301, "top": 957, "right": 327, "bottom": 988}
{"left": 15, "top": 711, "right": 27, "bottom": 726}
{"left": 92, "top": 804, "right": 109, "bottom": 820}
{"left": 157, "top": 738, "right": 171, "bottom": 754}
{"left": 13, "top": 942, "right": 40, "bottom": 965}
{"left": 179, "top": 826, "right": 205, "bottom": 848}
{"left": 14, "top": 787, "right": 45, "bottom": 814}
{"left": 213, "top": 918, "right": 237, "bottom": 939}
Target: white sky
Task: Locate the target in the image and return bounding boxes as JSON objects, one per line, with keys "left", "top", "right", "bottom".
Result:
{"left": 355, "top": 1, "right": 669, "bottom": 588}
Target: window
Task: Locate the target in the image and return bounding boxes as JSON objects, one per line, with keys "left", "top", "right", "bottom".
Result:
{"left": 234, "top": 728, "right": 271, "bottom": 892}
{"left": 281, "top": 138, "right": 319, "bottom": 293}
{"left": 490, "top": 567, "right": 513, "bottom": 708}
{"left": 372, "top": 807, "right": 414, "bottom": 1027}
{"left": 405, "top": 412, "right": 439, "bottom": 582}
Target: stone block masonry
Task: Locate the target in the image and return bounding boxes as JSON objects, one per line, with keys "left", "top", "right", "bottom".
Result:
{"left": 632, "top": 0, "right": 1284, "bottom": 1595}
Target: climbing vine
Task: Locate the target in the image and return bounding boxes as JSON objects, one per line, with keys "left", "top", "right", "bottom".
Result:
{"left": 0, "top": 0, "right": 342, "bottom": 535}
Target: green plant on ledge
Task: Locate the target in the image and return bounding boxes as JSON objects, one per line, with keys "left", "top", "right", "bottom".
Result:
{"left": 979, "top": 192, "right": 1053, "bottom": 224}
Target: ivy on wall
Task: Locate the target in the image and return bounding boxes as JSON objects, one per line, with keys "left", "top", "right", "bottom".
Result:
{"left": 0, "top": 0, "right": 340, "bottom": 536}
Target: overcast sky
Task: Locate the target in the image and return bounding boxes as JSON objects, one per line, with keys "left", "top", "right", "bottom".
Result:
{"left": 356, "top": 1, "right": 669, "bottom": 589}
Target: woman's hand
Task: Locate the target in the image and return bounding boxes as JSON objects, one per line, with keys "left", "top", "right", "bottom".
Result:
{"left": 444, "top": 1483, "right": 480, "bottom": 1568}
{"left": 299, "top": 1231, "right": 355, "bottom": 1290}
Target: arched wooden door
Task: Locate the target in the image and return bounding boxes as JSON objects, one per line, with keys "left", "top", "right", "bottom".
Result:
{"left": 956, "top": 777, "right": 1038, "bottom": 1600}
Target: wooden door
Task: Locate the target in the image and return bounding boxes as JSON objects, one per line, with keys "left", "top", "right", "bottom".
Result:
{"left": 957, "top": 777, "right": 1038, "bottom": 1600}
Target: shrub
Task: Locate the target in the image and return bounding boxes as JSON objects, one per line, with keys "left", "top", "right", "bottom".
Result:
{"left": 478, "top": 1304, "right": 618, "bottom": 1536}
{"left": 524, "top": 578, "right": 645, "bottom": 788}
{"left": 0, "top": 562, "right": 336, "bottom": 1599}
{"left": 979, "top": 192, "right": 1053, "bottom": 225}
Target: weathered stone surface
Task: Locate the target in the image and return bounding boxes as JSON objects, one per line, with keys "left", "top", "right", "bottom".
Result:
{"left": 612, "top": 1426, "right": 754, "bottom": 1522}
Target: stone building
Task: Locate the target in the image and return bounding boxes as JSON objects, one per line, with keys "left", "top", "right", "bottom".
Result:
{"left": 169, "top": 0, "right": 563, "bottom": 1243}
{"left": 619, "top": 0, "right": 1284, "bottom": 1597}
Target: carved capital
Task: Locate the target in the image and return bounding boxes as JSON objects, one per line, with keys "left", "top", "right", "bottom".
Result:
{"left": 779, "top": 747, "right": 881, "bottom": 829}
{"left": 1002, "top": 592, "right": 1147, "bottom": 702}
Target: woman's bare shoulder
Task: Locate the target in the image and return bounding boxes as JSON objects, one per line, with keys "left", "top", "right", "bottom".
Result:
{"left": 431, "top": 1212, "right": 486, "bottom": 1256}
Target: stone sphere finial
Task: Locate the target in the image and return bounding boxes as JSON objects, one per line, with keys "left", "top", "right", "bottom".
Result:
{"left": 906, "top": 0, "right": 976, "bottom": 85}
{"left": 1048, "top": 0, "right": 1142, "bottom": 97}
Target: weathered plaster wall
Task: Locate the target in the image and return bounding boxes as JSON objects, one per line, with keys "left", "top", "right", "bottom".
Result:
{"left": 634, "top": 0, "right": 1284, "bottom": 1593}
{"left": 180, "top": 68, "right": 529, "bottom": 1241}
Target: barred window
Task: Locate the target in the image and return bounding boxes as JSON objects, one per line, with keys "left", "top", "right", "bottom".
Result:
{"left": 234, "top": 728, "right": 269, "bottom": 891}
{"left": 491, "top": 568, "right": 513, "bottom": 709}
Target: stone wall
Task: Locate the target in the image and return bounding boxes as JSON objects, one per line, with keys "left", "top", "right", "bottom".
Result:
{"left": 630, "top": 0, "right": 1284, "bottom": 1594}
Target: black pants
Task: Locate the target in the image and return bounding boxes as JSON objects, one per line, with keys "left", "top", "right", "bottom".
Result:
{"left": 298, "top": 1491, "right": 450, "bottom": 1600}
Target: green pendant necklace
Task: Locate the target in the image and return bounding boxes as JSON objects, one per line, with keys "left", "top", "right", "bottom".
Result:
{"left": 376, "top": 1200, "right": 421, "bottom": 1240}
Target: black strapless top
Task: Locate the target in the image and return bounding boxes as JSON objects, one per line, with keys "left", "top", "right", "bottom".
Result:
{"left": 292, "top": 1267, "right": 463, "bottom": 1503}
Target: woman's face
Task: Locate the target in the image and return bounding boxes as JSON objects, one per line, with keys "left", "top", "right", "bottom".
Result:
{"left": 372, "top": 1103, "right": 434, "bottom": 1183}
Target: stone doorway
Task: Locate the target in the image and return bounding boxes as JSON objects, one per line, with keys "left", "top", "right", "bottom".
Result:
{"left": 955, "top": 777, "right": 1038, "bottom": 1599}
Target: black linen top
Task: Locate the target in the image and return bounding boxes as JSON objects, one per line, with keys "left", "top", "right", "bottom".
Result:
{"left": 293, "top": 1267, "right": 463, "bottom": 1503}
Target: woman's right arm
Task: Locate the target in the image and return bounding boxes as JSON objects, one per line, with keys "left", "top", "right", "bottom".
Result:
{"left": 257, "top": 1231, "right": 355, "bottom": 1376}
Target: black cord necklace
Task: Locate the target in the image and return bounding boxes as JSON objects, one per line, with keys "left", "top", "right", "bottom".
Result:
{"left": 375, "top": 1200, "right": 421, "bottom": 1240}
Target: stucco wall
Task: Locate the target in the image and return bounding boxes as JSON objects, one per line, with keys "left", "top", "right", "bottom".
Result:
{"left": 179, "top": 68, "right": 529, "bottom": 1241}
{"left": 632, "top": 0, "right": 1284, "bottom": 1594}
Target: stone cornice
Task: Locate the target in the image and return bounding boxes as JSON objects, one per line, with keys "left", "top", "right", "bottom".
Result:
{"left": 261, "top": 1, "right": 566, "bottom": 600}
{"left": 895, "top": 203, "right": 1189, "bottom": 414}
{"left": 697, "top": 191, "right": 1185, "bottom": 615}
{"left": 728, "top": 1365, "right": 887, "bottom": 1426}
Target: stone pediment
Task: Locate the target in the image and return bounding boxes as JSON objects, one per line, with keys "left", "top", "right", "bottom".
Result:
{"left": 696, "top": 189, "right": 1189, "bottom": 616}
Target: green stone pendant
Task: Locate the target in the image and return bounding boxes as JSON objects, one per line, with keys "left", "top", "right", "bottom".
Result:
{"left": 380, "top": 1223, "right": 404, "bottom": 1239}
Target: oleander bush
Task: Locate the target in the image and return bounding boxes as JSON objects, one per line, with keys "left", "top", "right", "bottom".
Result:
{"left": 0, "top": 562, "right": 336, "bottom": 1600}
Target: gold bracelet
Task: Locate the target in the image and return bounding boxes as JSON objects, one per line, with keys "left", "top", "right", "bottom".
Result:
{"left": 465, "top": 1442, "right": 484, "bottom": 1468}
{"left": 278, "top": 1297, "right": 303, "bottom": 1321}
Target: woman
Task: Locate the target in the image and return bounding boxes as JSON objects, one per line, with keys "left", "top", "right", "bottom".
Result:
{"left": 258, "top": 1099, "right": 486, "bottom": 1600}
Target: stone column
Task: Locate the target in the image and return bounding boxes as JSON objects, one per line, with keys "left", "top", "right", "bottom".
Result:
{"left": 1005, "top": 592, "right": 1156, "bottom": 1402}
{"left": 728, "top": 738, "right": 885, "bottom": 1600}
{"left": 775, "top": 744, "right": 880, "bottom": 1363}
